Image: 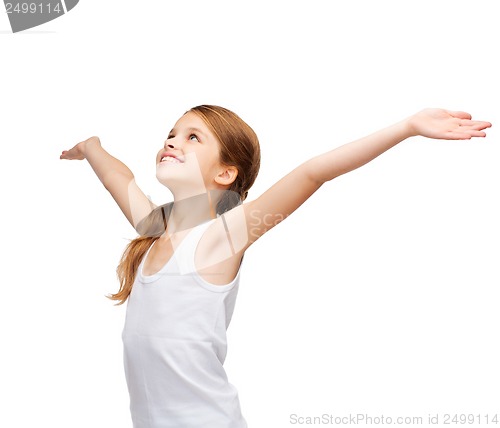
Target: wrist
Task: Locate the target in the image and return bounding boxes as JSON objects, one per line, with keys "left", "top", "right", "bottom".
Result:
{"left": 403, "top": 113, "right": 422, "bottom": 138}
{"left": 389, "top": 118, "right": 414, "bottom": 143}
{"left": 81, "top": 136, "right": 101, "bottom": 157}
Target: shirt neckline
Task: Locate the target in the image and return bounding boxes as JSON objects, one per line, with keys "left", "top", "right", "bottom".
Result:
{"left": 138, "top": 218, "right": 216, "bottom": 283}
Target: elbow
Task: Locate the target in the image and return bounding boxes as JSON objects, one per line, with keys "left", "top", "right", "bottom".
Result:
{"left": 102, "top": 170, "right": 134, "bottom": 192}
{"left": 303, "top": 158, "right": 338, "bottom": 186}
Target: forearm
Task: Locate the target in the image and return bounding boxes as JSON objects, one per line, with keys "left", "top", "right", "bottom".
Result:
{"left": 61, "top": 136, "right": 158, "bottom": 229}
{"left": 307, "top": 118, "right": 412, "bottom": 184}
{"left": 82, "top": 137, "right": 134, "bottom": 189}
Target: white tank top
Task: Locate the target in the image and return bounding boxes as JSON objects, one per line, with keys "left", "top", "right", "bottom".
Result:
{"left": 122, "top": 219, "right": 247, "bottom": 428}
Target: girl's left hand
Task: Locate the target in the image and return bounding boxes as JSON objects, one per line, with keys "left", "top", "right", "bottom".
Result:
{"left": 407, "top": 108, "right": 492, "bottom": 140}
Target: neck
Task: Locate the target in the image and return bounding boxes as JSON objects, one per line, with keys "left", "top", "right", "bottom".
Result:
{"left": 166, "top": 191, "right": 218, "bottom": 235}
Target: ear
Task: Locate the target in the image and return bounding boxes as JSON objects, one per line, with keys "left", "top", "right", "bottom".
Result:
{"left": 214, "top": 165, "right": 238, "bottom": 186}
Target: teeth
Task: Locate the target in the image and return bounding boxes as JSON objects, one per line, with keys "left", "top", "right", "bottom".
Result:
{"left": 161, "top": 156, "right": 181, "bottom": 163}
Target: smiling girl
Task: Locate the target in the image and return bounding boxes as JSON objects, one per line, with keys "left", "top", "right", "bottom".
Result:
{"left": 60, "top": 105, "right": 491, "bottom": 428}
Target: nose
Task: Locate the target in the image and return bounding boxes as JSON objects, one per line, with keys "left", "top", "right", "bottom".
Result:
{"left": 164, "top": 139, "right": 176, "bottom": 150}
{"left": 164, "top": 135, "right": 184, "bottom": 151}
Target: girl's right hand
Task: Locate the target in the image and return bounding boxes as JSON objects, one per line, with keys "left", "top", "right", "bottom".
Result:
{"left": 60, "top": 136, "right": 100, "bottom": 160}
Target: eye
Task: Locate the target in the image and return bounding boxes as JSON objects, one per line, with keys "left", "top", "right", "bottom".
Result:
{"left": 167, "top": 134, "right": 174, "bottom": 139}
{"left": 189, "top": 134, "right": 200, "bottom": 142}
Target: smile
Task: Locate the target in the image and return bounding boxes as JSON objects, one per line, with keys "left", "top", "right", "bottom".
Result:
{"left": 160, "top": 156, "right": 183, "bottom": 164}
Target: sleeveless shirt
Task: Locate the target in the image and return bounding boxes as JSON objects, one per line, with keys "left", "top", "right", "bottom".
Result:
{"left": 122, "top": 219, "right": 247, "bottom": 428}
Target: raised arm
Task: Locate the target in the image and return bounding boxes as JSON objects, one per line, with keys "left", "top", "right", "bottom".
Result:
{"left": 232, "top": 108, "right": 491, "bottom": 248}
{"left": 60, "top": 136, "right": 155, "bottom": 230}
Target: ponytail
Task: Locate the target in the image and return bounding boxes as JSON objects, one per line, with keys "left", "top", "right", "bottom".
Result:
{"left": 107, "top": 204, "right": 172, "bottom": 305}
{"left": 108, "top": 236, "right": 158, "bottom": 305}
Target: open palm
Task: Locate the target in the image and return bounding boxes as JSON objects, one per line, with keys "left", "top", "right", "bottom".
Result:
{"left": 409, "top": 108, "right": 491, "bottom": 140}
{"left": 60, "top": 137, "right": 100, "bottom": 160}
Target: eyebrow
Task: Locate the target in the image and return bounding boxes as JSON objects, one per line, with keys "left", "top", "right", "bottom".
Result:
{"left": 169, "top": 127, "right": 207, "bottom": 137}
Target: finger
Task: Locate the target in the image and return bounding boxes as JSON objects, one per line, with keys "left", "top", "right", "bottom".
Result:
{"left": 459, "top": 120, "right": 492, "bottom": 130}
{"left": 443, "top": 131, "right": 472, "bottom": 140}
{"left": 444, "top": 130, "right": 487, "bottom": 140}
{"left": 465, "top": 130, "right": 487, "bottom": 138}
{"left": 446, "top": 110, "right": 472, "bottom": 120}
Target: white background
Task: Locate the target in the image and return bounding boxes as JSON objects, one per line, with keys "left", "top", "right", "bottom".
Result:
{"left": 1, "top": 1, "right": 499, "bottom": 427}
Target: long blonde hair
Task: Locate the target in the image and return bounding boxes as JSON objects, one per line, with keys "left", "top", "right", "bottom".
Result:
{"left": 108, "top": 105, "right": 261, "bottom": 305}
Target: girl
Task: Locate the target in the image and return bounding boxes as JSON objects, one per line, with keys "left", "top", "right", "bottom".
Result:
{"left": 60, "top": 105, "right": 491, "bottom": 428}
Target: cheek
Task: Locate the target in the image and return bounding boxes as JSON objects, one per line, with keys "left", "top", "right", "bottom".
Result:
{"left": 198, "top": 160, "right": 221, "bottom": 182}
{"left": 202, "top": 151, "right": 223, "bottom": 172}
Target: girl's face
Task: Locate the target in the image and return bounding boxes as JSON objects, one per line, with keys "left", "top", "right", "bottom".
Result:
{"left": 156, "top": 112, "right": 228, "bottom": 199}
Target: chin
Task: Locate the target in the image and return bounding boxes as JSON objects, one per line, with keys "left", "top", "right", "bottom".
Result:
{"left": 156, "top": 171, "right": 174, "bottom": 190}
{"left": 155, "top": 171, "right": 198, "bottom": 198}
{"left": 156, "top": 160, "right": 208, "bottom": 198}
{"left": 156, "top": 164, "right": 173, "bottom": 185}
